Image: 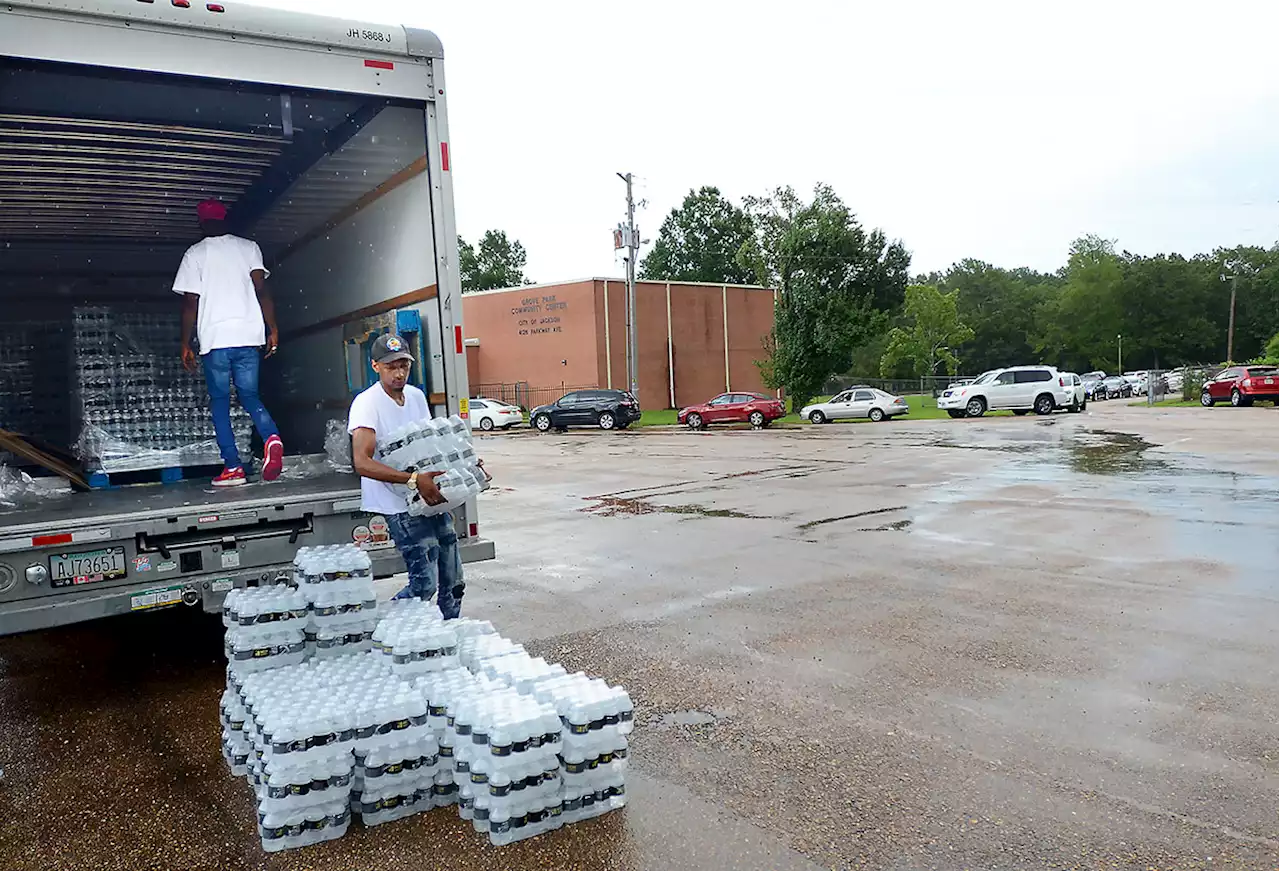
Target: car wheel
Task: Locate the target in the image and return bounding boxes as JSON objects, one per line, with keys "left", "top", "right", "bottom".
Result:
{"left": 965, "top": 397, "right": 986, "bottom": 418}
{"left": 1200, "top": 391, "right": 1214, "bottom": 407}
{"left": 1012, "top": 410, "right": 1029, "bottom": 417}
{"left": 749, "top": 411, "right": 766, "bottom": 428}
{"left": 533, "top": 413, "right": 552, "bottom": 432}
{"left": 1231, "top": 389, "right": 1251, "bottom": 407}
{"left": 809, "top": 410, "right": 827, "bottom": 424}
{"left": 687, "top": 412, "right": 704, "bottom": 430}
{"left": 946, "top": 409, "right": 966, "bottom": 419}
{"left": 1068, "top": 400, "right": 1080, "bottom": 413}
{"left": 598, "top": 412, "right": 617, "bottom": 430}
{"left": 1081, "top": 400, "right": 1087, "bottom": 412}
{"left": 478, "top": 416, "right": 495, "bottom": 432}
{"left": 868, "top": 407, "right": 885, "bottom": 423}
{"left": 1034, "top": 394, "right": 1055, "bottom": 415}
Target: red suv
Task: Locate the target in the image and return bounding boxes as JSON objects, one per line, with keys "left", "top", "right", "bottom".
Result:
{"left": 679, "top": 393, "right": 785, "bottom": 429}
{"left": 1200, "top": 366, "right": 1279, "bottom": 407}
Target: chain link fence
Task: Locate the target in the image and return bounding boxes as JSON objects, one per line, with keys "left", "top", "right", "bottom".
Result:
{"left": 822, "top": 375, "right": 979, "bottom": 397}
{"left": 471, "top": 382, "right": 597, "bottom": 411}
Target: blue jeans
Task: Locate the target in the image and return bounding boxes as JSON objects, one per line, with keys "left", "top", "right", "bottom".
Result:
{"left": 202, "top": 346, "right": 279, "bottom": 469}
{"left": 386, "top": 512, "right": 465, "bottom": 619}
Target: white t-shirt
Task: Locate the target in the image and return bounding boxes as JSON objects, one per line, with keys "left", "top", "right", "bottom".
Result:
{"left": 172, "top": 234, "right": 270, "bottom": 354}
{"left": 347, "top": 383, "right": 429, "bottom": 516}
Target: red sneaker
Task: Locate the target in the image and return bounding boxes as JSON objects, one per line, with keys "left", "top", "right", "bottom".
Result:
{"left": 212, "top": 466, "right": 247, "bottom": 487}
{"left": 262, "top": 434, "right": 284, "bottom": 482}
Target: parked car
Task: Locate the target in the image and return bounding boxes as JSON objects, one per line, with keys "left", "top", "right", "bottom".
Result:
{"left": 1102, "top": 375, "right": 1132, "bottom": 399}
{"left": 1080, "top": 371, "right": 1107, "bottom": 400}
{"left": 530, "top": 389, "right": 641, "bottom": 432}
{"left": 469, "top": 397, "right": 524, "bottom": 431}
{"left": 1056, "top": 372, "right": 1088, "bottom": 413}
{"left": 1200, "top": 366, "right": 1279, "bottom": 407}
{"left": 936, "top": 366, "right": 1063, "bottom": 418}
{"left": 802, "top": 387, "right": 909, "bottom": 423}
{"left": 679, "top": 392, "right": 785, "bottom": 430}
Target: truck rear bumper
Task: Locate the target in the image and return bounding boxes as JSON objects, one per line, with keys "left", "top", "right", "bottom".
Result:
{"left": 0, "top": 537, "right": 496, "bottom": 636}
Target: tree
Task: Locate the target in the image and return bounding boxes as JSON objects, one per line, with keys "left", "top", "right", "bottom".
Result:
{"left": 458, "top": 230, "right": 531, "bottom": 292}
{"left": 1034, "top": 235, "right": 1124, "bottom": 371}
{"left": 738, "top": 184, "right": 910, "bottom": 412}
{"left": 1253, "top": 333, "right": 1279, "bottom": 365}
{"left": 879, "top": 285, "right": 974, "bottom": 377}
{"left": 638, "top": 186, "right": 755, "bottom": 284}
{"left": 940, "top": 260, "right": 1061, "bottom": 374}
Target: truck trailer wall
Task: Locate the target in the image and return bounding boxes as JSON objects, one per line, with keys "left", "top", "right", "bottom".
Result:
{"left": 266, "top": 108, "right": 439, "bottom": 451}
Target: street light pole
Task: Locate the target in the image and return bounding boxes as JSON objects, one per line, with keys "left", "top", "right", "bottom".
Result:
{"left": 1117, "top": 334, "right": 1122, "bottom": 374}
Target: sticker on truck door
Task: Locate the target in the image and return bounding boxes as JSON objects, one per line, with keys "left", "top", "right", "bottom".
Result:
{"left": 361, "top": 516, "right": 394, "bottom": 550}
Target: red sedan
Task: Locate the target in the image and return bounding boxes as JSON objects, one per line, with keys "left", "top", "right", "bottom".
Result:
{"left": 1200, "top": 366, "right": 1279, "bottom": 407}
{"left": 678, "top": 393, "right": 785, "bottom": 429}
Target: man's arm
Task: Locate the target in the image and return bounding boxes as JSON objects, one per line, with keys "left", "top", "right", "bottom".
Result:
{"left": 180, "top": 293, "right": 199, "bottom": 371}
{"left": 251, "top": 269, "right": 279, "bottom": 357}
{"left": 351, "top": 427, "right": 445, "bottom": 505}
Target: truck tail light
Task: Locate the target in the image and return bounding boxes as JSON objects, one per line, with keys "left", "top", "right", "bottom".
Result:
{"left": 468, "top": 523, "right": 478, "bottom": 538}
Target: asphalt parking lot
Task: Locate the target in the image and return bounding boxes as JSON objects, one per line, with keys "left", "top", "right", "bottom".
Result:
{"left": 1, "top": 402, "right": 1276, "bottom": 870}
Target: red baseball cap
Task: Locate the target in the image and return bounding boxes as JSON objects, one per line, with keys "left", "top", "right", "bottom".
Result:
{"left": 196, "top": 199, "right": 228, "bottom": 221}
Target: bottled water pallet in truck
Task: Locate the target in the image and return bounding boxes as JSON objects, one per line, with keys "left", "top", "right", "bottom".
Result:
{"left": 0, "top": 0, "right": 494, "bottom": 636}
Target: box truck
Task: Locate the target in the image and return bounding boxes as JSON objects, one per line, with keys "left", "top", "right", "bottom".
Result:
{"left": 0, "top": 0, "right": 494, "bottom": 635}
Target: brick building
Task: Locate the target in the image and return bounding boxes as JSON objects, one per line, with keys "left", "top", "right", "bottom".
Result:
{"left": 462, "top": 278, "right": 778, "bottom": 410}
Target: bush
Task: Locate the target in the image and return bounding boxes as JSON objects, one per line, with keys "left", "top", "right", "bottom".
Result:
{"left": 1182, "top": 367, "right": 1212, "bottom": 402}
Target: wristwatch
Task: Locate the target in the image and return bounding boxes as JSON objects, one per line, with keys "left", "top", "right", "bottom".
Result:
{"left": 407, "top": 471, "right": 419, "bottom": 491}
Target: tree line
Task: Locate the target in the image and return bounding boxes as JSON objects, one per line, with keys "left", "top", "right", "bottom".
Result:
{"left": 639, "top": 185, "right": 1278, "bottom": 410}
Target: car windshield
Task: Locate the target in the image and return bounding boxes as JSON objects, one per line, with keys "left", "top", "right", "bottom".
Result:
{"left": 972, "top": 371, "right": 998, "bottom": 385}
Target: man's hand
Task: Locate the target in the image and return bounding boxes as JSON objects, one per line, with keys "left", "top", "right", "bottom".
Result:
{"left": 265, "top": 329, "right": 279, "bottom": 358}
{"left": 181, "top": 344, "right": 197, "bottom": 372}
{"left": 416, "top": 471, "right": 446, "bottom": 506}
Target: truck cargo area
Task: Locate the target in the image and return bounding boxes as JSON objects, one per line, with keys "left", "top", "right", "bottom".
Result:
{"left": 0, "top": 55, "right": 493, "bottom": 633}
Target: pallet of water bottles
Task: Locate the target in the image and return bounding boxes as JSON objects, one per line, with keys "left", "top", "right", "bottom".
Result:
{"left": 217, "top": 550, "right": 633, "bottom": 852}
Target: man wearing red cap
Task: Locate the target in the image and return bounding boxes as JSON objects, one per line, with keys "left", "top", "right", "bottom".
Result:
{"left": 173, "top": 199, "right": 284, "bottom": 486}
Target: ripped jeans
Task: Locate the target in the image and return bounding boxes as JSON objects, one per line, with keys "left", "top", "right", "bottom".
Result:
{"left": 385, "top": 511, "right": 464, "bottom": 619}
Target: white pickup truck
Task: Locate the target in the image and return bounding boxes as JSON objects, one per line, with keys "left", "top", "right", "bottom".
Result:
{"left": 0, "top": 0, "right": 494, "bottom": 635}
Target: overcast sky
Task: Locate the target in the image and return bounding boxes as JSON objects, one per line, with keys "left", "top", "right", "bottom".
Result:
{"left": 252, "top": 0, "right": 1278, "bottom": 282}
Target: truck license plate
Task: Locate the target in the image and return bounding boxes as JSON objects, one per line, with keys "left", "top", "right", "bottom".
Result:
{"left": 49, "top": 546, "right": 127, "bottom": 588}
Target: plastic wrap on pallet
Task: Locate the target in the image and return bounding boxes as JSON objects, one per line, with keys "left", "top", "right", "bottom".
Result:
{"left": 0, "top": 466, "right": 36, "bottom": 507}
{"left": 75, "top": 425, "right": 251, "bottom": 475}
{"left": 324, "top": 420, "right": 353, "bottom": 472}
{"left": 71, "top": 306, "right": 252, "bottom": 473}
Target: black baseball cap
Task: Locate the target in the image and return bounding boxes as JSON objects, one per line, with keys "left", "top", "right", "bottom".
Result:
{"left": 372, "top": 333, "right": 414, "bottom": 364}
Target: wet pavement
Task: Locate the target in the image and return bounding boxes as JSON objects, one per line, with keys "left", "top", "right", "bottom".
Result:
{"left": 1, "top": 401, "right": 1276, "bottom": 870}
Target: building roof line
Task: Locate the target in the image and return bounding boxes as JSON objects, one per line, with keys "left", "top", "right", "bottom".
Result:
{"left": 462, "top": 277, "right": 774, "bottom": 297}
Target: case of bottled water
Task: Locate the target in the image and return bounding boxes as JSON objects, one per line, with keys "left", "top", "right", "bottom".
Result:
{"left": 216, "top": 543, "right": 634, "bottom": 852}
{"left": 374, "top": 413, "right": 489, "bottom": 516}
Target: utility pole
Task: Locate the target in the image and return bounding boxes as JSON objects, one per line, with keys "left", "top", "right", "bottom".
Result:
{"left": 616, "top": 172, "right": 640, "bottom": 399}
{"left": 1117, "top": 334, "right": 1122, "bottom": 374}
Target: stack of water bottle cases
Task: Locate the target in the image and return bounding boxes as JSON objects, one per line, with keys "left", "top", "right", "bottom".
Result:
{"left": 72, "top": 306, "right": 252, "bottom": 473}
{"left": 218, "top": 548, "right": 633, "bottom": 852}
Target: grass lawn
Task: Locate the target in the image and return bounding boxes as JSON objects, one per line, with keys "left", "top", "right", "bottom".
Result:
{"left": 1129, "top": 398, "right": 1200, "bottom": 408}
{"left": 637, "top": 394, "right": 1009, "bottom": 427}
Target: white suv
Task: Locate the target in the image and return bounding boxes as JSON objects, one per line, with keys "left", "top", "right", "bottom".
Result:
{"left": 937, "top": 366, "right": 1065, "bottom": 418}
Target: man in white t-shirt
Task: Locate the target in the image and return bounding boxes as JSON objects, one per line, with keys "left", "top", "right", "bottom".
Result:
{"left": 173, "top": 198, "right": 284, "bottom": 487}
{"left": 348, "top": 333, "right": 470, "bottom": 618}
